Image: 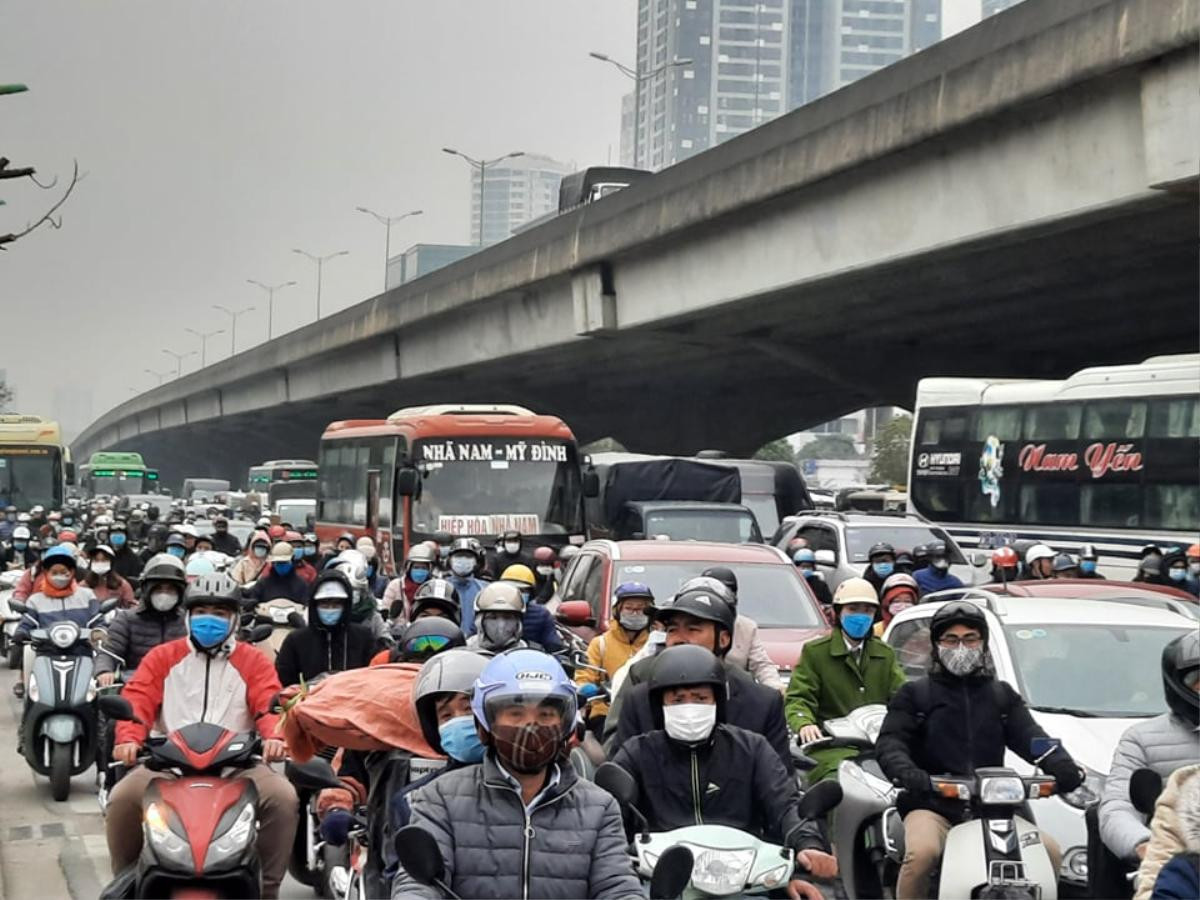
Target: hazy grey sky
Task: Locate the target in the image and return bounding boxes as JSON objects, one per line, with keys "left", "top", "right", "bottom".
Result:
{"left": 1, "top": 0, "right": 636, "bottom": 429}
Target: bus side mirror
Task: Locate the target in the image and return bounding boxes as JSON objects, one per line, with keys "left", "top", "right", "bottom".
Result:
{"left": 65, "top": 462, "right": 75, "bottom": 485}
{"left": 582, "top": 470, "right": 600, "bottom": 498}
{"left": 396, "top": 468, "right": 420, "bottom": 497}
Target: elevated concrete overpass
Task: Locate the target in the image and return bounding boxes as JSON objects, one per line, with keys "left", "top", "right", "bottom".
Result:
{"left": 75, "top": 0, "right": 1199, "bottom": 488}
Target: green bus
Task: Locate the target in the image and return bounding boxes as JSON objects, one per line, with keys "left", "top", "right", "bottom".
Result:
{"left": 78, "top": 451, "right": 161, "bottom": 497}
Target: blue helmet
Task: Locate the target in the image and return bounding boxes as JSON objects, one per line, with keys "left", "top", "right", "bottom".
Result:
{"left": 793, "top": 548, "right": 816, "bottom": 564}
{"left": 614, "top": 581, "right": 655, "bottom": 605}
{"left": 41, "top": 544, "right": 76, "bottom": 568}
{"left": 471, "top": 648, "right": 577, "bottom": 736}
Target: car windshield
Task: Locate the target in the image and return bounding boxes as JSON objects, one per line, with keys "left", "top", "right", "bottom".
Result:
{"left": 642, "top": 508, "right": 762, "bottom": 543}
{"left": 1005, "top": 623, "right": 1192, "bottom": 717}
{"left": 845, "top": 525, "right": 964, "bottom": 564}
{"left": 609, "top": 560, "right": 822, "bottom": 628}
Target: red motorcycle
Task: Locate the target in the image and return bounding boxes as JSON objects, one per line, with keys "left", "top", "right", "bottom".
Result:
{"left": 97, "top": 694, "right": 263, "bottom": 900}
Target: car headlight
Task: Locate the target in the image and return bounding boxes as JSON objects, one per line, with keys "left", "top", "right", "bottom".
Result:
{"left": 49, "top": 623, "right": 78, "bottom": 650}
{"left": 1061, "top": 766, "right": 1105, "bottom": 810}
{"left": 145, "top": 802, "right": 191, "bottom": 866}
{"left": 980, "top": 776, "right": 1026, "bottom": 805}
{"left": 204, "top": 801, "right": 256, "bottom": 868}
{"left": 684, "top": 844, "right": 755, "bottom": 896}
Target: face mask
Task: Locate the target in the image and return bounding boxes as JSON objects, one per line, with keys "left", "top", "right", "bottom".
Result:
{"left": 292, "top": 548, "right": 304, "bottom": 561}
{"left": 189, "top": 613, "right": 233, "bottom": 649}
{"left": 537, "top": 566, "right": 553, "bottom": 577}
{"left": 663, "top": 703, "right": 717, "bottom": 743}
{"left": 491, "top": 722, "right": 561, "bottom": 774}
{"left": 481, "top": 615, "right": 522, "bottom": 649}
{"left": 888, "top": 600, "right": 913, "bottom": 617}
{"left": 799, "top": 566, "right": 815, "bottom": 578}
{"left": 62, "top": 517, "right": 73, "bottom": 526}
{"left": 504, "top": 542, "right": 520, "bottom": 555}
{"left": 940, "top": 644, "right": 985, "bottom": 677}
{"left": 1169, "top": 568, "right": 1187, "bottom": 582}
{"left": 449, "top": 557, "right": 474, "bottom": 577}
{"left": 619, "top": 611, "right": 649, "bottom": 632}
{"left": 932, "top": 558, "right": 950, "bottom": 571}
{"left": 275, "top": 562, "right": 293, "bottom": 576}
{"left": 91, "top": 561, "right": 112, "bottom": 575}
{"left": 317, "top": 607, "right": 344, "bottom": 627}
{"left": 253, "top": 545, "right": 268, "bottom": 559}
{"left": 873, "top": 562, "right": 894, "bottom": 578}
{"left": 304, "top": 546, "right": 317, "bottom": 557}
{"left": 841, "top": 612, "right": 874, "bottom": 640}
{"left": 167, "top": 546, "right": 186, "bottom": 558}
{"left": 49, "top": 573, "right": 73, "bottom": 589}
{"left": 1190, "top": 562, "right": 1200, "bottom": 576}
{"left": 367, "top": 564, "right": 376, "bottom": 578}
{"left": 111, "top": 533, "right": 127, "bottom": 547}
{"left": 150, "top": 590, "right": 179, "bottom": 612}
{"left": 1079, "top": 559, "right": 1096, "bottom": 574}
{"left": 647, "top": 629, "right": 667, "bottom": 652}
{"left": 438, "top": 715, "right": 485, "bottom": 764}
{"left": 13, "top": 541, "right": 27, "bottom": 551}
{"left": 411, "top": 567, "right": 431, "bottom": 583}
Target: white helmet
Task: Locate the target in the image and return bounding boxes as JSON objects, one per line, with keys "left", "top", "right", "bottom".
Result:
{"left": 1025, "top": 544, "right": 1054, "bottom": 565}
{"left": 333, "top": 549, "right": 370, "bottom": 596}
{"left": 12, "top": 525, "right": 31, "bottom": 541}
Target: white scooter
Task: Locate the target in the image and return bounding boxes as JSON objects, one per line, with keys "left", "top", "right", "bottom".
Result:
{"left": 0, "top": 570, "right": 23, "bottom": 669}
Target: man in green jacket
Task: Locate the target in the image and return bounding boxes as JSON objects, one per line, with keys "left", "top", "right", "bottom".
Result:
{"left": 786, "top": 577, "right": 906, "bottom": 783}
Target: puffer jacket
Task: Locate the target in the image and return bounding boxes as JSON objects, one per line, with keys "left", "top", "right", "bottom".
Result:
{"left": 1136, "top": 764, "right": 1200, "bottom": 900}
{"left": 577, "top": 620, "right": 648, "bottom": 717}
{"left": 94, "top": 596, "right": 187, "bottom": 676}
{"left": 391, "top": 754, "right": 642, "bottom": 900}
{"left": 1101, "top": 713, "right": 1200, "bottom": 861}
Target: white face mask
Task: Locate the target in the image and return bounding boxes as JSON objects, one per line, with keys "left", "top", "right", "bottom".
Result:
{"left": 49, "top": 573, "right": 73, "bottom": 589}
{"left": 504, "top": 542, "right": 520, "bottom": 555}
{"left": 91, "top": 561, "right": 111, "bottom": 575}
{"left": 150, "top": 590, "right": 179, "bottom": 612}
{"left": 662, "top": 703, "right": 717, "bottom": 743}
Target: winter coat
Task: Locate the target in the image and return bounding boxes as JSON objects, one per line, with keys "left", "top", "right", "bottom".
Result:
{"left": 877, "top": 668, "right": 1082, "bottom": 820}
{"left": 15, "top": 582, "right": 100, "bottom": 641}
{"left": 728, "top": 615, "right": 783, "bottom": 690}
{"left": 446, "top": 575, "right": 486, "bottom": 634}
{"left": 229, "top": 530, "right": 271, "bottom": 585}
{"left": 607, "top": 658, "right": 793, "bottom": 774}
{"left": 913, "top": 566, "right": 964, "bottom": 597}
{"left": 522, "top": 599, "right": 562, "bottom": 651}
{"left": 94, "top": 598, "right": 187, "bottom": 676}
{"left": 1136, "top": 764, "right": 1200, "bottom": 900}
{"left": 274, "top": 571, "right": 376, "bottom": 688}
{"left": 85, "top": 573, "right": 136, "bottom": 609}
{"left": 576, "top": 619, "right": 648, "bottom": 716}
{"left": 111, "top": 546, "right": 144, "bottom": 580}
{"left": 611, "top": 724, "right": 824, "bottom": 851}
{"left": 383, "top": 576, "right": 417, "bottom": 622}
{"left": 390, "top": 754, "right": 642, "bottom": 900}
{"left": 1101, "top": 713, "right": 1200, "bottom": 861}
{"left": 1152, "top": 852, "right": 1200, "bottom": 899}
{"left": 209, "top": 530, "right": 243, "bottom": 557}
{"left": 250, "top": 568, "right": 310, "bottom": 603}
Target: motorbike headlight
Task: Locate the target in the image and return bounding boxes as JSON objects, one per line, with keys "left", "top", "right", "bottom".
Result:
{"left": 684, "top": 845, "right": 756, "bottom": 896}
{"left": 145, "top": 802, "right": 191, "bottom": 866}
{"left": 204, "top": 801, "right": 256, "bottom": 868}
{"left": 1061, "top": 766, "right": 1105, "bottom": 810}
{"left": 980, "top": 776, "right": 1026, "bottom": 805}
{"left": 48, "top": 623, "right": 78, "bottom": 649}
{"left": 757, "top": 861, "right": 793, "bottom": 889}
{"left": 26, "top": 677, "right": 39, "bottom": 704}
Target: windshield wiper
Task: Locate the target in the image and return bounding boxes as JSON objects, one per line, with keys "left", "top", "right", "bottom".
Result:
{"left": 1030, "top": 705, "right": 1101, "bottom": 718}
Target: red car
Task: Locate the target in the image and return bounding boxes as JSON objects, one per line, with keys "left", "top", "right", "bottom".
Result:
{"left": 979, "top": 578, "right": 1198, "bottom": 616}
{"left": 550, "top": 539, "right": 830, "bottom": 672}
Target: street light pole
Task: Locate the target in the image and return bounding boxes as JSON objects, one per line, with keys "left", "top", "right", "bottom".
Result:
{"left": 161, "top": 348, "right": 197, "bottom": 378}
{"left": 441, "top": 148, "right": 524, "bottom": 246}
{"left": 292, "top": 248, "right": 349, "bottom": 320}
{"left": 355, "top": 207, "right": 423, "bottom": 291}
{"left": 212, "top": 304, "right": 255, "bottom": 355}
{"left": 247, "top": 279, "right": 297, "bottom": 340}
{"left": 590, "top": 52, "right": 692, "bottom": 169}
{"left": 184, "top": 327, "right": 225, "bottom": 368}
{"left": 143, "top": 368, "right": 169, "bottom": 386}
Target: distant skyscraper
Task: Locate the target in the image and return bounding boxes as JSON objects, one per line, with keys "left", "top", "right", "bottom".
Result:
{"left": 982, "top": 0, "right": 1024, "bottom": 16}
{"left": 469, "top": 154, "right": 572, "bottom": 246}
{"left": 0, "top": 369, "right": 13, "bottom": 413}
{"left": 619, "top": 92, "right": 637, "bottom": 166}
{"left": 386, "top": 243, "right": 479, "bottom": 289}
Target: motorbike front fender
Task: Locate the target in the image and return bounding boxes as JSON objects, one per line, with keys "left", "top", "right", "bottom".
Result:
{"left": 41, "top": 713, "right": 83, "bottom": 743}
{"left": 938, "top": 815, "right": 1058, "bottom": 900}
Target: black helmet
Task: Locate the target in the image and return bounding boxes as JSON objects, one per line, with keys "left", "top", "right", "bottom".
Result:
{"left": 139, "top": 552, "right": 188, "bottom": 593}
{"left": 413, "top": 649, "right": 490, "bottom": 752}
{"left": 926, "top": 540, "right": 948, "bottom": 558}
{"left": 929, "top": 600, "right": 989, "bottom": 647}
{"left": 411, "top": 578, "right": 463, "bottom": 625}
{"left": 868, "top": 542, "right": 896, "bottom": 561}
{"left": 894, "top": 551, "right": 915, "bottom": 573}
{"left": 657, "top": 586, "right": 736, "bottom": 646}
{"left": 396, "top": 616, "right": 465, "bottom": 663}
{"left": 1163, "top": 632, "right": 1200, "bottom": 727}
{"left": 700, "top": 566, "right": 738, "bottom": 597}
{"left": 183, "top": 572, "right": 241, "bottom": 611}
{"left": 911, "top": 543, "right": 929, "bottom": 563}
{"left": 676, "top": 575, "right": 737, "bottom": 610}
{"left": 449, "top": 537, "right": 483, "bottom": 563}
{"left": 648, "top": 644, "right": 728, "bottom": 730}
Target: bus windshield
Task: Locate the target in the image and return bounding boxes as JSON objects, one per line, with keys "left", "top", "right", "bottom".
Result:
{"left": 89, "top": 470, "right": 145, "bottom": 496}
{"left": 411, "top": 437, "right": 584, "bottom": 539}
{"left": 0, "top": 447, "right": 62, "bottom": 509}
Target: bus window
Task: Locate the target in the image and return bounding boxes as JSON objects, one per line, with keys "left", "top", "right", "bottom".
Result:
{"left": 1147, "top": 483, "right": 1200, "bottom": 531}
{"left": 1024, "top": 404, "right": 1081, "bottom": 441}
{"left": 964, "top": 482, "right": 1014, "bottom": 523}
{"left": 1081, "top": 483, "right": 1142, "bottom": 528}
{"left": 350, "top": 444, "right": 371, "bottom": 521}
{"left": 1084, "top": 400, "right": 1146, "bottom": 440}
{"left": 1019, "top": 483, "right": 1078, "bottom": 526}
{"left": 919, "top": 409, "right": 969, "bottom": 445}
{"left": 974, "top": 407, "right": 1022, "bottom": 441}
{"left": 1149, "top": 398, "right": 1200, "bottom": 438}
{"left": 378, "top": 440, "right": 396, "bottom": 528}
{"left": 912, "top": 480, "right": 962, "bottom": 520}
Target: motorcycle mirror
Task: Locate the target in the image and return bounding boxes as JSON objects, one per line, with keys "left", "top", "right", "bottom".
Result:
{"left": 1130, "top": 768, "right": 1163, "bottom": 817}
{"left": 595, "top": 761, "right": 638, "bottom": 807}
{"left": 246, "top": 624, "right": 274, "bottom": 644}
{"left": 286, "top": 611, "right": 306, "bottom": 629}
{"left": 1030, "top": 737, "right": 1061, "bottom": 763}
{"left": 395, "top": 825, "right": 455, "bottom": 895}
{"left": 98, "top": 597, "right": 121, "bottom": 615}
{"left": 284, "top": 758, "right": 345, "bottom": 793}
{"left": 798, "top": 780, "right": 844, "bottom": 818}
{"left": 97, "top": 693, "right": 137, "bottom": 722}
{"left": 7, "top": 599, "right": 29, "bottom": 616}
{"left": 649, "top": 844, "right": 694, "bottom": 900}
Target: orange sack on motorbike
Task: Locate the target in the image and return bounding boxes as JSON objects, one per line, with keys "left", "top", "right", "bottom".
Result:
{"left": 277, "top": 663, "right": 442, "bottom": 762}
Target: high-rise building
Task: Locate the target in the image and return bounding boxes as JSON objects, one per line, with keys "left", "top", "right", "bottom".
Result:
{"left": 982, "top": 0, "right": 1024, "bottom": 16}
{"left": 469, "top": 154, "right": 572, "bottom": 246}
{"left": 386, "top": 243, "right": 479, "bottom": 290}
{"left": 0, "top": 369, "right": 13, "bottom": 413}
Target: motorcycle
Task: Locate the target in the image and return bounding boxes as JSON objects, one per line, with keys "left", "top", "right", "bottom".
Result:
{"left": 243, "top": 587, "right": 305, "bottom": 661}
{"left": 285, "top": 755, "right": 348, "bottom": 899}
{"left": 1, "top": 569, "right": 23, "bottom": 669}
{"left": 97, "top": 693, "right": 264, "bottom": 899}
{"left": 1083, "top": 767, "right": 1163, "bottom": 900}
{"left": 11, "top": 597, "right": 118, "bottom": 800}
{"left": 594, "top": 761, "right": 844, "bottom": 898}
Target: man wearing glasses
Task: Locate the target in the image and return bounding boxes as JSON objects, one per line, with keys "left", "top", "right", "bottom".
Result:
{"left": 876, "top": 601, "right": 1083, "bottom": 899}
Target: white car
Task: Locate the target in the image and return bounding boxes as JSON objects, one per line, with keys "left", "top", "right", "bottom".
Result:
{"left": 882, "top": 589, "right": 1194, "bottom": 889}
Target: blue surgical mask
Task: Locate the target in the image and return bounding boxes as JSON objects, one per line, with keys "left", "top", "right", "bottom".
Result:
{"left": 799, "top": 566, "right": 815, "bottom": 578}
{"left": 1169, "top": 568, "right": 1187, "bottom": 582}
{"left": 367, "top": 564, "right": 376, "bottom": 578}
{"left": 317, "top": 607, "right": 344, "bottom": 627}
{"left": 410, "top": 567, "right": 430, "bottom": 584}
{"left": 873, "top": 562, "right": 894, "bottom": 578}
{"left": 111, "top": 533, "right": 127, "bottom": 548}
{"left": 275, "top": 562, "right": 293, "bottom": 576}
{"left": 189, "top": 613, "right": 232, "bottom": 649}
{"left": 438, "top": 715, "right": 485, "bottom": 764}
{"left": 253, "top": 545, "right": 268, "bottom": 559}
{"left": 167, "top": 545, "right": 186, "bottom": 558}
{"left": 841, "top": 612, "right": 874, "bottom": 640}
{"left": 13, "top": 541, "right": 27, "bottom": 551}
{"left": 292, "top": 548, "right": 304, "bottom": 561}
{"left": 62, "top": 517, "right": 73, "bottom": 526}
{"left": 304, "top": 546, "right": 317, "bottom": 557}
{"left": 1079, "top": 559, "right": 1096, "bottom": 574}
{"left": 450, "top": 557, "right": 475, "bottom": 578}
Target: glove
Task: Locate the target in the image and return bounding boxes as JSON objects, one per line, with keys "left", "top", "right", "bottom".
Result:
{"left": 899, "top": 770, "right": 931, "bottom": 797}
{"left": 577, "top": 683, "right": 603, "bottom": 700}
{"left": 319, "top": 809, "right": 353, "bottom": 846}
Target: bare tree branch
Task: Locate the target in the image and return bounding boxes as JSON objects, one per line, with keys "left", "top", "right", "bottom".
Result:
{"left": 0, "top": 157, "right": 36, "bottom": 180}
{"left": 0, "top": 160, "right": 80, "bottom": 249}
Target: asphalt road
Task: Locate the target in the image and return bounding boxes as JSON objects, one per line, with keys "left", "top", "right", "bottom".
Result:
{"left": 0, "top": 663, "right": 310, "bottom": 900}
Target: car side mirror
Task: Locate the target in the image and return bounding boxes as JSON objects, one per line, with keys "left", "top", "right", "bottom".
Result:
{"left": 65, "top": 462, "right": 76, "bottom": 485}
{"left": 394, "top": 825, "right": 446, "bottom": 887}
{"left": 1130, "top": 768, "right": 1163, "bottom": 817}
{"left": 396, "top": 467, "right": 420, "bottom": 498}
{"left": 582, "top": 470, "right": 600, "bottom": 498}
{"left": 555, "top": 600, "right": 593, "bottom": 628}
{"left": 969, "top": 551, "right": 988, "bottom": 567}
{"left": 814, "top": 549, "right": 836, "bottom": 566}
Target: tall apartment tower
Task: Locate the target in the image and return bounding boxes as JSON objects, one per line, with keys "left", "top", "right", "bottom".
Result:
{"left": 468, "top": 154, "right": 572, "bottom": 245}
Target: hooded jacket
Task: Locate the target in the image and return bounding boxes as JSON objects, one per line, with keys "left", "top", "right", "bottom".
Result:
{"left": 1135, "top": 764, "right": 1200, "bottom": 900}
{"left": 94, "top": 589, "right": 188, "bottom": 676}
{"left": 274, "top": 570, "right": 376, "bottom": 688}
{"left": 229, "top": 529, "right": 271, "bottom": 585}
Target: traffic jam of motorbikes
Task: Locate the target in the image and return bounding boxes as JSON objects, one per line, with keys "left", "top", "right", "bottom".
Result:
{"left": 0, "top": 392, "right": 1196, "bottom": 900}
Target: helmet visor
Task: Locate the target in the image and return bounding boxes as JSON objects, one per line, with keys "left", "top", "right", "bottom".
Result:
{"left": 483, "top": 693, "right": 573, "bottom": 733}
{"left": 403, "top": 633, "right": 455, "bottom": 658}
